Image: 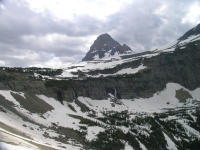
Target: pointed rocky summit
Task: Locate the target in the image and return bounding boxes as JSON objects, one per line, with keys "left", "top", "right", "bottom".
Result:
{"left": 82, "top": 33, "right": 133, "bottom": 61}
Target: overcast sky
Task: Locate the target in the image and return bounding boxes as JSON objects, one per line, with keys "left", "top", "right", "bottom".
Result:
{"left": 0, "top": 0, "right": 200, "bottom": 68}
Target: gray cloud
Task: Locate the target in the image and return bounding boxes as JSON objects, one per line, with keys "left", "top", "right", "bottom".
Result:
{"left": 0, "top": 0, "right": 199, "bottom": 67}
{"left": 0, "top": 0, "right": 107, "bottom": 67}
{"left": 108, "top": 0, "right": 197, "bottom": 51}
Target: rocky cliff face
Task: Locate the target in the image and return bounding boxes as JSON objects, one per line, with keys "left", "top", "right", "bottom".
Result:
{"left": 1, "top": 37, "right": 200, "bottom": 103}
{"left": 46, "top": 39, "right": 200, "bottom": 101}
{"left": 82, "top": 33, "right": 133, "bottom": 61}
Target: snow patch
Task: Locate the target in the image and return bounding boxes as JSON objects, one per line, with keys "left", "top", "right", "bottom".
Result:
{"left": 0, "top": 142, "right": 34, "bottom": 150}
{"left": 124, "top": 142, "right": 134, "bottom": 150}
{"left": 163, "top": 132, "right": 178, "bottom": 150}
{"left": 138, "top": 140, "right": 147, "bottom": 150}
{"left": 179, "top": 34, "right": 200, "bottom": 45}
{"left": 79, "top": 83, "right": 199, "bottom": 114}
{"left": 177, "top": 119, "right": 200, "bottom": 139}
{"left": 37, "top": 95, "right": 81, "bottom": 130}
{"left": 86, "top": 126, "right": 105, "bottom": 142}
{"left": 0, "top": 90, "right": 20, "bottom": 106}
{"left": 113, "top": 64, "right": 146, "bottom": 75}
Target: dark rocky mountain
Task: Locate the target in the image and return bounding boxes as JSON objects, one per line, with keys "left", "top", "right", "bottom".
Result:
{"left": 45, "top": 40, "right": 200, "bottom": 100}
{"left": 82, "top": 33, "right": 133, "bottom": 61}
{"left": 0, "top": 24, "right": 200, "bottom": 150}
{"left": 179, "top": 23, "right": 200, "bottom": 41}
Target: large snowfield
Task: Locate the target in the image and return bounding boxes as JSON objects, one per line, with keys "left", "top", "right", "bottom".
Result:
{"left": 0, "top": 82, "right": 199, "bottom": 150}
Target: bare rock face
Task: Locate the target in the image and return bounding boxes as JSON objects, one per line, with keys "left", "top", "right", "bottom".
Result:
{"left": 82, "top": 33, "right": 133, "bottom": 61}
{"left": 178, "top": 23, "right": 200, "bottom": 41}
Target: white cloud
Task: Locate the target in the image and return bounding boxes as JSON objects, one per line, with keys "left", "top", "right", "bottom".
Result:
{"left": 0, "top": 60, "right": 5, "bottom": 66}
{"left": 182, "top": 2, "right": 200, "bottom": 25}
{"left": 11, "top": 49, "right": 39, "bottom": 60}
{"left": 0, "top": 3, "right": 5, "bottom": 9}
{"left": 22, "top": 33, "right": 85, "bottom": 47}
{"left": 22, "top": 33, "right": 94, "bottom": 53}
{"left": 31, "top": 56, "right": 72, "bottom": 68}
{"left": 25, "top": 0, "right": 133, "bottom": 21}
{"left": 154, "top": 4, "right": 168, "bottom": 16}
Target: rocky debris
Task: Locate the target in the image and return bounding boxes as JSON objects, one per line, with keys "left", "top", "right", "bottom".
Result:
{"left": 175, "top": 88, "right": 193, "bottom": 103}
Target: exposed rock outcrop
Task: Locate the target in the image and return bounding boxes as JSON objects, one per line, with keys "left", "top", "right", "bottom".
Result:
{"left": 82, "top": 33, "right": 133, "bottom": 61}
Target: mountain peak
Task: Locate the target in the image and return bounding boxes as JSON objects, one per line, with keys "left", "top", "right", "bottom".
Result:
{"left": 97, "top": 33, "right": 112, "bottom": 39}
{"left": 82, "top": 34, "right": 133, "bottom": 61}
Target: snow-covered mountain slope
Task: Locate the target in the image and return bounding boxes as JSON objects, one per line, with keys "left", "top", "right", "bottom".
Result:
{"left": 179, "top": 24, "right": 200, "bottom": 41}
{"left": 82, "top": 33, "right": 133, "bottom": 61}
{"left": 57, "top": 59, "right": 149, "bottom": 78}
{"left": 155, "top": 23, "right": 200, "bottom": 53}
{"left": 0, "top": 24, "right": 200, "bottom": 150}
{"left": 27, "top": 23, "right": 199, "bottom": 81}
{"left": 56, "top": 51, "right": 158, "bottom": 79}
{"left": 56, "top": 24, "right": 200, "bottom": 79}
{"left": 78, "top": 83, "right": 200, "bottom": 113}
{"left": 0, "top": 82, "right": 200, "bottom": 150}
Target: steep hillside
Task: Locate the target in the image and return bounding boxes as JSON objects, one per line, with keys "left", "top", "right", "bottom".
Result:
{"left": 0, "top": 24, "right": 200, "bottom": 150}
{"left": 49, "top": 39, "right": 200, "bottom": 101}
{"left": 0, "top": 77, "right": 200, "bottom": 150}
{"left": 179, "top": 24, "right": 200, "bottom": 41}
